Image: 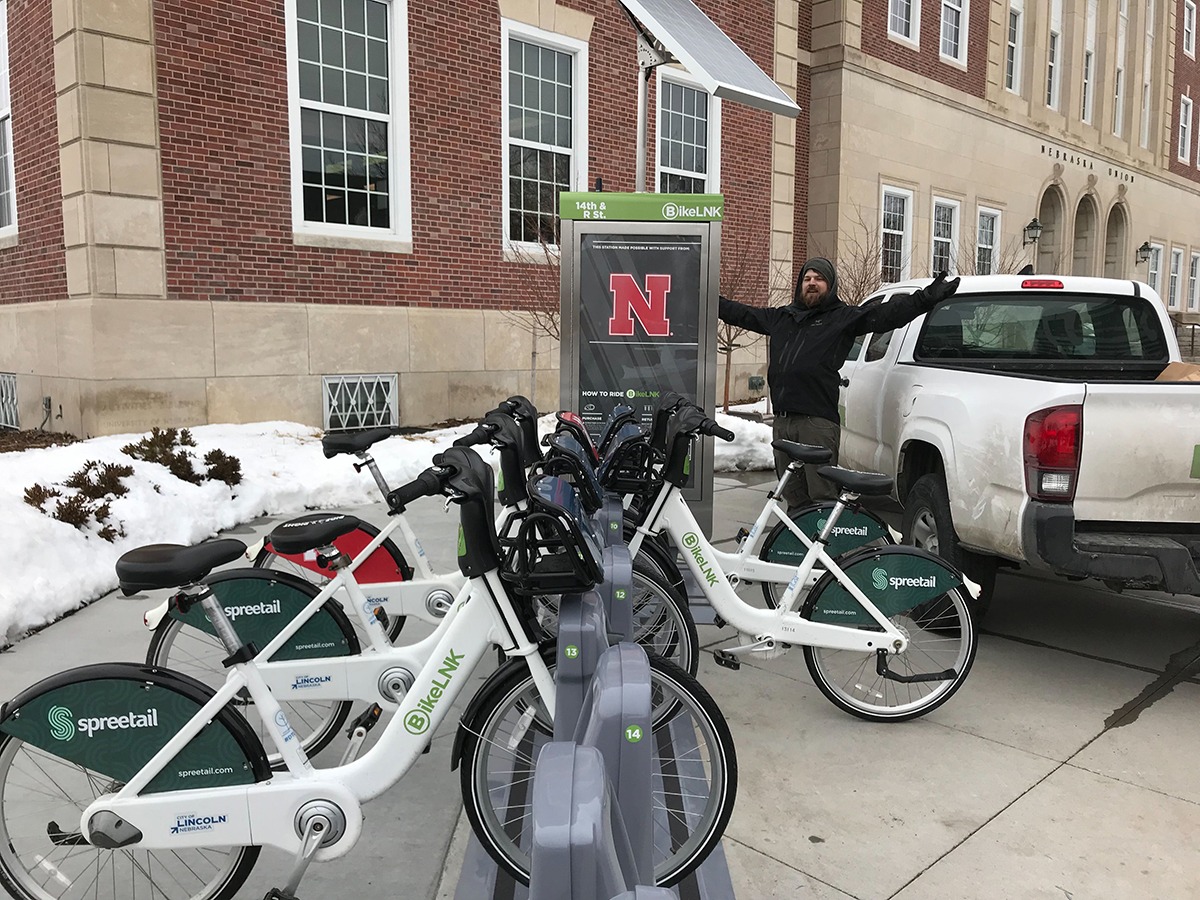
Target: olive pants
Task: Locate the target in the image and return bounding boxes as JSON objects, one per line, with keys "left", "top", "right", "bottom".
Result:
{"left": 771, "top": 413, "right": 841, "bottom": 511}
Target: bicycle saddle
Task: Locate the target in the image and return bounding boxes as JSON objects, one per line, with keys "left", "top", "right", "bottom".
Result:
{"left": 269, "top": 513, "right": 361, "bottom": 555}
{"left": 321, "top": 427, "right": 397, "bottom": 458}
{"left": 771, "top": 440, "right": 834, "bottom": 465}
{"left": 116, "top": 539, "right": 247, "bottom": 594}
{"left": 815, "top": 466, "right": 894, "bottom": 497}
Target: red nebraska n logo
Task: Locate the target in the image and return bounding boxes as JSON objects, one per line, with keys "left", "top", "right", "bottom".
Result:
{"left": 608, "top": 274, "right": 672, "bottom": 337}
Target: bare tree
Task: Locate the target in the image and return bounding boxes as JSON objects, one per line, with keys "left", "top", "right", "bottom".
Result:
{"left": 955, "top": 225, "right": 1032, "bottom": 276}
{"left": 717, "top": 232, "right": 771, "bottom": 412}
{"left": 809, "top": 202, "right": 893, "bottom": 307}
{"left": 503, "top": 234, "right": 562, "bottom": 409}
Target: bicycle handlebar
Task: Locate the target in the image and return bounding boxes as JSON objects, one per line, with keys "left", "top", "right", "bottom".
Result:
{"left": 386, "top": 468, "right": 445, "bottom": 513}
{"left": 452, "top": 422, "right": 498, "bottom": 447}
{"left": 702, "top": 420, "right": 736, "bottom": 442}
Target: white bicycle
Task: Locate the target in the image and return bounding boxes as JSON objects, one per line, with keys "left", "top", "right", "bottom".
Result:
{"left": 625, "top": 403, "right": 979, "bottom": 721}
{"left": 0, "top": 448, "right": 734, "bottom": 900}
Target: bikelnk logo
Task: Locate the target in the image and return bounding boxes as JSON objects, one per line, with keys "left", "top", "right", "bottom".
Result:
{"left": 662, "top": 202, "right": 679, "bottom": 220}
{"left": 871, "top": 567, "right": 888, "bottom": 591}
{"left": 48, "top": 706, "right": 75, "bottom": 742}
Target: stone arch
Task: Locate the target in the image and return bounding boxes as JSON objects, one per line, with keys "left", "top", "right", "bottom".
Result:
{"left": 1072, "top": 193, "right": 1100, "bottom": 277}
{"left": 1036, "top": 185, "right": 1067, "bottom": 274}
{"left": 1103, "top": 202, "right": 1129, "bottom": 279}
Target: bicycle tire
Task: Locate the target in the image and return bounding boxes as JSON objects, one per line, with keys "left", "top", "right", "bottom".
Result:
{"left": 802, "top": 582, "right": 977, "bottom": 722}
{"left": 0, "top": 734, "right": 260, "bottom": 900}
{"left": 458, "top": 651, "right": 736, "bottom": 888}
{"left": 145, "top": 575, "right": 359, "bottom": 767}
{"left": 253, "top": 520, "right": 409, "bottom": 642}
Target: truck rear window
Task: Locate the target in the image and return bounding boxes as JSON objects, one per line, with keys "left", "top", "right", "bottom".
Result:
{"left": 915, "top": 293, "right": 1169, "bottom": 362}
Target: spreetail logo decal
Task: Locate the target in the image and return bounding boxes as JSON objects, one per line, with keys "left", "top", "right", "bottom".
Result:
{"left": 50, "top": 706, "right": 159, "bottom": 740}
{"left": 681, "top": 532, "right": 720, "bottom": 587}
{"left": 223, "top": 599, "right": 281, "bottom": 620}
{"left": 404, "top": 649, "right": 464, "bottom": 735}
{"left": 872, "top": 567, "right": 937, "bottom": 591}
{"left": 817, "top": 517, "right": 870, "bottom": 538}
{"left": 48, "top": 707, "right": 75, "bottom": 741}
{"left": 871, "top": 567, "right": 888, "bottom": 591}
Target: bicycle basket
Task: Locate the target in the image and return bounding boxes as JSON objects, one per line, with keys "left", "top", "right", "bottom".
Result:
{"left": 598, "top": 427, "right": 660, "bottom": 497}
{"left": 535, "top": 435, "right": 605, "bottom": 513}
{"left": 499, "top": 475, "right": 604, "bottom": 596}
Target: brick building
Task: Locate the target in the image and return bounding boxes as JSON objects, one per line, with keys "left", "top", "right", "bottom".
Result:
{"left": 1, "top": 0, "right": 1198, "bottom": 436}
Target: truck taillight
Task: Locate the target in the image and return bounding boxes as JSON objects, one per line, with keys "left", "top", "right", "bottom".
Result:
{"left": 1024, "top": 405, "right": 1082, "bottom": 502}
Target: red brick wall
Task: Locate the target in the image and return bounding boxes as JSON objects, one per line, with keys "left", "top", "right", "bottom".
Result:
{"left": 0, "top": 0, "right": 67, "bottom": 305}
{"left": 859, "top": 0, "right": 988, "bottom": 98}
{"left": 154, "top": 0, "right": 776, "bottom": 311}
{"left": 1168, "top": 1, "right": 1200, "bottom": 186}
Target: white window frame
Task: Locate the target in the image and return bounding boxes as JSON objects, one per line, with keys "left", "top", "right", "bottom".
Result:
{"left": 0, "top": 0, "right": 16, "bottom": 241}
{"left": 284, "top": 0, "right": 414, "bottom": 251}
{"left": 500, "top": 19, "right": 589, "bottom": 254}
{"left": 1188, "top": 252, "right": 1200, "bottom": 311}
{"left": 1005, "top": 5, "right": 1022, "bottom": 94}
{"left": 1178, "top": 94, "right": 1193, "bottom": 163}
{"left": 655, "top": 67, "right": 720, "bottom": 195}
{"left": 1082, "top": 50, "right": 1094, "bottom": 123}
{"left": 1113, "top": 67, "right": 1125, "bottom": 136}
{"left": 930, "top": 196, "right": 960, "bottom": 275}
{"left": 1185, "top": 0, "right": 1197, "bottom": 58}
{"left": 1168, "top": 248, "right": 1183, "bottom": 308}
{"left": 976, "top": 206, "right": 1001, "bottom": 275}
{"left": 1141, "top": 1, "right": 1155, "bottom": 149}
{"left": 880, "top": 185, "right": 914, "bottom": 285}
{"left": 887, "top": 0, "right": 921, "bottom": 50}
{"left": 939, "top": 0, "right": 968, "bottom": 66}
{"left": 1141, "top": 81, "right": 1152, "bottom": 148}
{"left": 1147, "top": 242, "right": 1163, "bottom": 293}
{"left": 1046, "top": 32, "right": 1061, "bottom": 110}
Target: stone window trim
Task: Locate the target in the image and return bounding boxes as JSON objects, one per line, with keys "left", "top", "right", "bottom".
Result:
{"left": 1147, "top": 242, "right": 1163, "bottom": 294}
{"left": 0, "top": 0, "right": 16, "bottom": 243}
{"left": 880, "top": 184, "right": 915, "bottom": 286}
{"left": 1168, "top": 247, "right": 1183, "bottom": 309}
{"left": 1005, "top": 4, "right": 1023, "bottom": 95}
{"left": 284, "top": 0, "right": 415, "bottom": 252}
{"left": 1178, "top": 94, "right": 1193, "bottom": 164}
{"left": 1185, "top": 0, "right": 1196, "bottom": 59}
{"left": 976, "top": 206, "right": 1002, "bottom": 276}
{"left": 1113, "top": 67, "right": 1125, "bottom": 136}
{"left": 501, "top": 18, "right": 589, "bottom": 253}
{"left": 939, "top": 0, "right": 969, "bottom": 69}
{"left": 1046, "top": 31, "right": 1061, "bottom": 111}
{"left": 655, "top": 67, "right": 721, "bottom": 196}
{"left": 930, "top": 196, "right": 960, "bottom": 276}
{"left": 887, "top": 0, "right": 921, "bottom": 52}
{"left": 1188, "top": 252, "right": 1200, "bottom": 311}
{"left": 1081, "top": 50, "right": 1094, "bottom": 124}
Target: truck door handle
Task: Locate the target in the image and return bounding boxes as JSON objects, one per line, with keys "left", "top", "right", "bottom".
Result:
{"left": 839, "top": 378, "right": 850, "bottom": 387}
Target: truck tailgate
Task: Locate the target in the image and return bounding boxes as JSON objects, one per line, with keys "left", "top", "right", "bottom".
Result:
{"left": 1074, "top": 383, "right": 1200, "bottom": 523}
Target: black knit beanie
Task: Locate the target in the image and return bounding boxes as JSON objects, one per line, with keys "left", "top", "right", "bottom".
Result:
{"left": 794, "top": 257, "right": 839, "bottom": 305}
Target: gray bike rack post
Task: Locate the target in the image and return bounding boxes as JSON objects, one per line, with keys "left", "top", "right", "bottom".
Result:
{"left": 597, "top": 494, "right": 626, "bottom": 547}
{"left": 527, "top": 742, "right": 638, "bottom": 900}
{"left": 574, "top": 642, "right": 653, "bottom": 887}
{"left": 609, "top": 889, "right": 677, "bottom": 900}
{"left": 599, "top": 544, "right": 634, "bottom": 644}
{"left": 554, "top": 590, "right": 610, "bottom": 741}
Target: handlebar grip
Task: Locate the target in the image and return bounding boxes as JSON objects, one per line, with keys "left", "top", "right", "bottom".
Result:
{"left": 700, "top": 419, "right": 736, "bottom": 442}
{"left": 452, "top": 423, "right": 495, "bottom": 447}
{"left": 387, "top": 468, "right": 444, "bottom": 512}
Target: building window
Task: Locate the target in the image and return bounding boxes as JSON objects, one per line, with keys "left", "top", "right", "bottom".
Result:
{"left": 1114, "top": 0, "right": 1128, "bottom": 136}
{"left": 880, "top": 187, "right": 913, "bottom": 284}
{"left": 1046, "top": 33, "right": 1060, "bottom": 109}
{"left": 1189, "top": 253, "right": 1200, "bottom": 311}
{"left": 1186, "top": 0, "right": 1197, "bottom": 58}
{"left": 940, "top": 0, "right": 966, "bottom": 63}
{"left": 0, "top": 372, "right": 16, "bottom": 430}
{"left": 657, "top": 73, "right": 719, "bottom": 194}
{"left": 1005, "top": 7, "right": 1022, "bottom": 92}
{"left": 888, "top": 0, "right": 919, "bottom": 44}
{"left": 503, "top": 22, "right": 588, "bottom": 247}
{"left": 1141, "top": 1, "right": 1155, "bottom": 148}
{"left": 1147, "top": 243, "right": 1163, "bottom": 293}
{"left": 288, "top": 0, "right": 413, "bottom": 244}
{"left": 931, "top": 198, "right": 959, "bottom": 275}
{"left": 1081, "top": 51, "right": 1094, "bottom": 123}
{"left": 323, "top": 374, "right": 398, "bottom": 431}
{"left": 1141, "top": 83, "right": 1152, "bottom": 147}
{"left": 976, "top": 208, "right": 1000, "bottom": 275}
{"left": 1113, "top": 68, "right": 1124, "bottom": 135}
{"left": 0, "top": 0, "right": 14, "bottom": 235}
{"left": 1178, "top": 95, "right": 1193, "bottom": 163}
{"left": 1168, "top": 248, "right": 1183, "bottom": 308}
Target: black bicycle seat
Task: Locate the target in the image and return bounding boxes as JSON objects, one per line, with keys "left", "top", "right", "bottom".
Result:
{"left": 116, "top": 539, "right": 247, "bottom": 594}
{"left": 269, "top": 513, "right": 361, "bottom": 555}
{"left": 321, "top": 427, "right": 397, "bottom": 459}
{"left": 772, "top": 440, "right": 834, "bottom": 465}
{"left": 816, "top": 466, "right": 894, "bottom": 497}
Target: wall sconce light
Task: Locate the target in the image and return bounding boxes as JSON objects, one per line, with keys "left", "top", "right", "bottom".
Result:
{"left": 1136, "top": 241, "right": 1152, "bottom": 264}
{"left": 1022, "top": 218, "right": 1043, "bottom": 246}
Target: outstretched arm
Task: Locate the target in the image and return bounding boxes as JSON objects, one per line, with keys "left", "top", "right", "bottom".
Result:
{"left": 851, "top": 273, "right": 961, "bottom": 336}
{"left": 718, "top": 296, "right": 781, "bottom": 335}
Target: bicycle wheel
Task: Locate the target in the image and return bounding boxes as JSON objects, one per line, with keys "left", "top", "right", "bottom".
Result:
{"left": 459, "top": 653, "right": 736, "bottom": 887}
{"left": 0, "top": 733, "right": 259, "bottom": 900}
{"left": 253, "top": 521, "right": 408, "bottom": 643}
{"left": 802, "top": 584, "right": 976, "bottom": 722}
{"left": 532, "top": 558, "right": 699, "bottom": 675}
{"left": 146, "top": 607, "right": 355, "bottom": 768}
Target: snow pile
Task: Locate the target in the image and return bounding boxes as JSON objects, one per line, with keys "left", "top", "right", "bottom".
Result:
{"left": 0, "top": 410, "right": 772, "bottom": 645}
{"left": 714, "top": 399, "right": 774, "bottom": 472}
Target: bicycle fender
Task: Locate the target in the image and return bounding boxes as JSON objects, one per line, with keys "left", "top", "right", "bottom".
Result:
{"left": 450, "top": 647, "right": 554, "bottom": 771}
{"left": 0, "top": 662, "right": 271, "bottom": 794}
{"left": 803, "top": 545, "right": 964, "bottom": 627}
{"left": 761, "top": 502, "right": 893, "bottom": 563}
{"left": 168, "top": 569, "right": 359, "bottom": 661}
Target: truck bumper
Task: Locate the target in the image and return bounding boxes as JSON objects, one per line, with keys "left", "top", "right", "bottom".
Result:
{"left": 1023, "top": 503, "right": 1200, "bottom": 595}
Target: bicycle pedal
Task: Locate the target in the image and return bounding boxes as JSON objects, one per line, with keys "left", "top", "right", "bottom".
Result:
{"left": 735, "top": 527, "right": 750, "bottom": 543}
{"left": 373, "top": 606, "right": 389, "bottom": 631}
{"left": 263, "top": 889, "right": 299, "bottom": 900}
{"left": 345, "top": 704, "right": 383, "bottom": 739}
{"left": 712, "top": 649, "right": 741, "bottom": 671}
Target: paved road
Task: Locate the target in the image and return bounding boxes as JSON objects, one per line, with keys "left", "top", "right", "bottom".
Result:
{"left": 2, "top": 473, "right": 1198, "bottom": 899}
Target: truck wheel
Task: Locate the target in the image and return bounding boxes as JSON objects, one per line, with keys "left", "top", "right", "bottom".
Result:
{"left": 902, "top": 473, "right": 997, "bottom": 621}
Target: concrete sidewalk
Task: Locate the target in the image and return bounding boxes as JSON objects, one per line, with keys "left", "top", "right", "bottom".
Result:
{"left": 2, "top": 473, "right": 1199, "bottom": 899}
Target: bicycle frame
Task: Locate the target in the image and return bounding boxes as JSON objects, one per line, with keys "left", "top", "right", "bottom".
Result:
{"left": 629, "top": 481, "right": 909, "bottom": 653}
{"left": 81, "top": 566, "right": 555, "bottom": 861}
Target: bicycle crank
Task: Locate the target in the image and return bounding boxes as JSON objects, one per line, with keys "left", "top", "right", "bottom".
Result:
{"left": 875, "top": 648, "right": 956, "bottom": 683}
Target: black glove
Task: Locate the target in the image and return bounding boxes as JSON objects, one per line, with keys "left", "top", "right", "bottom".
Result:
{"left": 917, "top": 271, "right": 960, "bottom": 309}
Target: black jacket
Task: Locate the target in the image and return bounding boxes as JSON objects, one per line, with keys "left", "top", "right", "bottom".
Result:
{"left": 718, "top": 291, "right": 936, "bottom": 424}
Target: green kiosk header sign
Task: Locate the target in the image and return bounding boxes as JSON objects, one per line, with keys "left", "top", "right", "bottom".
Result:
{"left": 559, "top": 192, "right": 725, "bottom": 223}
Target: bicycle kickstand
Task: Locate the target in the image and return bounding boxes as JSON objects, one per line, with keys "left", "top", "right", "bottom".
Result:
{"left": 263, "top": 816, "right": 327, "bottom": 900}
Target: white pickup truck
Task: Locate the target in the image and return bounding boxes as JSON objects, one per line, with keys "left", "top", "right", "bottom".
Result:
{"left": 837, "top": 274, "right": 1200, "bottom": 618}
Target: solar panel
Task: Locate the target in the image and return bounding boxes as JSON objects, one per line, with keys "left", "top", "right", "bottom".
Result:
{"left": 618, "top": 0, "right": 800, "bottom": 118}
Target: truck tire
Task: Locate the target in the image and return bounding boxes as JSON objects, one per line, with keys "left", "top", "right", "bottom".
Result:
{"left": 902, "top": 473, "right": 997, "bottom": 621}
